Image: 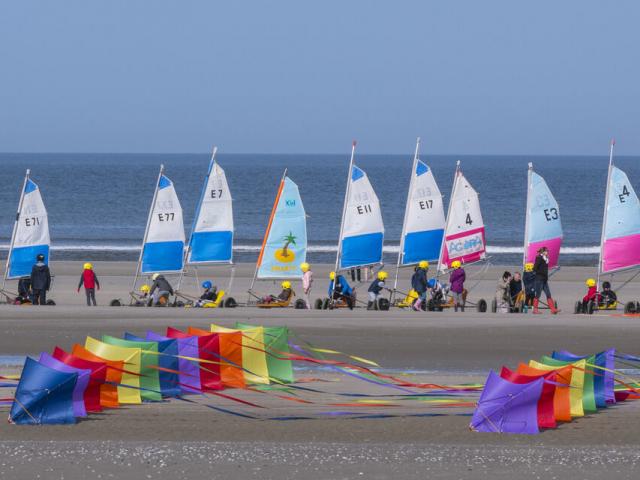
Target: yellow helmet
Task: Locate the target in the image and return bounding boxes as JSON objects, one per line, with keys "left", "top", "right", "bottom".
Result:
{"left": 524, "top": 262, "right": 534, "bottom": 272}
{"left": 140, "top": 284, "right": 151, "bottom": 293}
{"left": 151, "top": 273, "right": 160, "bottom": 281}
{"left": 451, "top": 260, "right": 462, "bottom": 269}
{"left": 300, "top": 262, "right": 310, "bottom": 272}
{"left": 83, "top": 262, "right": 93, "bottom": 270}
{"left": 281, "top": 280, "right": 291, "bottom": 289}
{"left": 377, "top": 271, "right": 388, "bottom": 280}
{"left": 329, "top": 271, "right": 336, "bottom": 280}
{"left": 586, "top": 278, "right": 596, "bottom": 287}
{"left": 418, "top": 260, "right": 429, "bottom": 269}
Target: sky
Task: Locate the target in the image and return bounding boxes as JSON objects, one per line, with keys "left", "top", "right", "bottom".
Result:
{"left": 0, "top": 1, "right": 639, "bottom": 155}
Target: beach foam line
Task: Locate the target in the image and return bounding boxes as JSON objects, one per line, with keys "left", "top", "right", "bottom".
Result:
{"left": 0, "top": 243, "right": 601, "bottom": 254}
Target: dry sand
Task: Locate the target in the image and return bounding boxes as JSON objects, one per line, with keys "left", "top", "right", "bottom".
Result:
{"left": 1, "top": 261, "right": 640, "bottom": 479}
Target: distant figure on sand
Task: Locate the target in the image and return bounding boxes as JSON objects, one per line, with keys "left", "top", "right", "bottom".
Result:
{"left": 149, "top": 273, "right": 174, "bottom": 306}
{"left": 195, "top": 280, "right": 217, "bottom": 307}
{"left": 301, "top": 263, "right": 313, "bottom": 309}
{"left": 523, "top": 263, "right": 536, "bottom": 309}
{"left": 367, "top": 271, "right": 387, "bottom": 310}
{"left": 533, "top": 246, "right": 559, "bottom": 314}
{"left": 77, "top": 262, "right": 100, "bottom": 306}
{"left": 449, "top": 260, "right": 466, "bottom": 312}
{"left": 262, "top": 281, "right": 294, "bottom": 304}
{"left": 495, "top": 271, "right": 512, "bottom": 313}
{"left": 411, "top": 261, "right": 429, "bottom": 311}
{"left": 30, "top": 253, "right": 51, "bottom": 305}
{"left": 329, "top": 271, "right": 354, "bottom": 310}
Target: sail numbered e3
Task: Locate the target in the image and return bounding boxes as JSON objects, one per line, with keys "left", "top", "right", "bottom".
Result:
{"left": 140, "top": 166, "right": 185, "bottom": 274}
{"left": 438, "top": 161, "right": 486, "bottom": 272}
{"left": 337, "top": 142, "right": 384, "bottom": 270}
{"left": 523, "top": 163, "right": 563, "bottom": 269}
{"left": 187, "top": 148, "right": 234, "bottom": 264}
{"left": 4, "top": 170, "right": 51, "bottom": 280}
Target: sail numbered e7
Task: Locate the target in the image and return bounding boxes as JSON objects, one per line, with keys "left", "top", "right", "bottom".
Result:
{"left": 600, "top": 165, "right": 640, "bottom": 274}
{"left": 524, "top": 164, "right": 563, "bottom": 269}
{"left": 187, "top": 152, "right": 234, "bottom": 264}
{"left": 5, "top": 171, "right": 51, "bottom": 280}
{"left": 140, "top": 168, "right": 185, "bottom": 274}
{"left": 255, "top": 175, "right": 307, "bottom": 279}
{"left": 438, "top": 161, "right": 486, "bottom": 272}
{"left": 339, "top": 163, "right": 385, "bottom": 269}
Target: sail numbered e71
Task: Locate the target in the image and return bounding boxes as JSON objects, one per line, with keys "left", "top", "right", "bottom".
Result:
{"left": 438, "top": 161, "right": 486, "bottom": 272}
{"left": 140, "top": 169, "right": 185, "bottom": 274}
{"left": 5, "top": 171, "right": 51, "bottom": 280}
{"left": 187, "top": 152, "right": 234, "bottom": 264}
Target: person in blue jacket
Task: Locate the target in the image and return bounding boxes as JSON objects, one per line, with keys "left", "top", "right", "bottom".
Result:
{"left": 328, "top": 271, "right": 354, "bottom": 310}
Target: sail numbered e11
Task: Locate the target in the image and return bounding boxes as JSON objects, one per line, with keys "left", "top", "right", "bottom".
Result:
{"left": 339, "top": 164, "right": 385, "bottom": 269}
{"left": 141, "top": 169, "right": 185, "bottom": 274}
{"left": 256, "top": 175, "right": 307, "bottom": 279}
{"left": 439, "top": 161, "right": 486, "bottom": 272}
{"left": 6, "top": 171, "right": 51, "bottom": 279}
{"left": 400, "top": 159, "right": 445, "bottom": 265}
{"left": 187, "top": 153, "right": 234, "bottom": 264}
{"left": 523, "top": 164, "right": 563, "bottom": 269}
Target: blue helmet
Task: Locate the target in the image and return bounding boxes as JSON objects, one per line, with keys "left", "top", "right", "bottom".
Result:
{"left": 427, "top": 279, "right": 437, "bottom": 289}
{"left": 202, "top": 280, "right": 212, "bottom": 289}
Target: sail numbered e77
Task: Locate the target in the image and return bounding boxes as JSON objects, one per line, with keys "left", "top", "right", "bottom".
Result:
{"left": 524, "top": 165, "right": 563, "bottom": 269}
{"left": 6, "top": 172, "right": 51, "bottom": 279}
{"left": 187, "top": 156, "right": 234, "bottom": 264}
{"left": 339, "top": 164, "right": 384, "bottom": 269}
{"left": 400, "top": 159, "right": 445, "bottom": 265}
{"left": 600, "top": 165, "right": 640, "bottom": 274}
{"left": 439, "top": 162, "right": 486, "bottom": 272}
{"left": 256, "top": 176, "right": 307, "bottom": 279}
{"left": 141, "top": 171, "right": 185, "bottom": 274}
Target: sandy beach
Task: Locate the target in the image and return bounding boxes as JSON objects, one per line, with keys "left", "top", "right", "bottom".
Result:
{"left": 1, "top": 261, "right": 640, "bottom": 479}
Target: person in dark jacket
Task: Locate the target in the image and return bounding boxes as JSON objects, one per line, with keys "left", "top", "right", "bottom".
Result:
{"left": 533, "top": 246, "right": 558, "bottom": 314}
{"left": 411, "top": 261, "right": 429, "bottom": 311}
{"left": 522, "top": 263, "right": 536, "bottom": 308}
{"left": 16, "top": 277, "right": 32, "bottom": 304}
{"left": 30, "top": 253, "right": 51, "bottom": 305}
{"left": 149, "top": 273, "right": 174, "bottom": 306}
{"left": 77, "top": 262, "right": 100, "bottom": 306}
{"left": 367, "top": 271, "right": 388, "bottom": 310}
{"left": 600, "top": 281, "right": 617, "bottom": 307}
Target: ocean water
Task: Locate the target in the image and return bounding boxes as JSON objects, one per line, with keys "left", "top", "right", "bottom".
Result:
{"left": 1, "top": 152, "right": 638, "bottom": 267}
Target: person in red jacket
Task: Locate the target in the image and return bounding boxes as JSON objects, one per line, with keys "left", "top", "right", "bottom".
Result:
{"left": 77, "top": 262, "right": 100, "bottom": 306}
{"left": 580, "top": 278, "right": 600, "bottom": 313}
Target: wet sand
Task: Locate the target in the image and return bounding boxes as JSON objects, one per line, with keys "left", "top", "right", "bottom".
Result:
{"left": 1, "top": 262, "right": 640, "bottom": 479}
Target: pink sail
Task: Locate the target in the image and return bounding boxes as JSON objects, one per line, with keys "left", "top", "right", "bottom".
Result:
{"left": 525, "top": 237, "right": 562, "bottom": 270}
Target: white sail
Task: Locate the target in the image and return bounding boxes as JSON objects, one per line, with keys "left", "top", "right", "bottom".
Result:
{"left": 187, "top": 153, "right": 234, "bottom": 264}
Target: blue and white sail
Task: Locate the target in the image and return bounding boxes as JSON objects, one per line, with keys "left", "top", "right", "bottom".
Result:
{"left": 187, "top": 150, "right": 234, "bottom": 264}
{"left": 399, "top": 146, "right": 445, "bottom": 265}
{"left": 337, "top": 143, "right": 384, "bottom": 270}
{"left": 140, "top": 167, "right": 185, "bottom": 273}
{"left": 4, "top": 170, "right": 50, "bottom": 280}
{"left": 255, "top": 175, "right": 307, "bottom": 280}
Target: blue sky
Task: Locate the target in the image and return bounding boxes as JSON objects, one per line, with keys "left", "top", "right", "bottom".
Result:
{"left": 1, "top": 1, "right": 638, "bottom": 154}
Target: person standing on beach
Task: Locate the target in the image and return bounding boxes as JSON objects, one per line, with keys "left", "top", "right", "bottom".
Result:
{"left": 532, "top": 246, "right": 559, "bottom": 314}
{"left": 301, "top": 262, "right": 313, "bottom": 309}
{"left": 411, "top": 261, "right": 429, "bottom": 311}
{"left": 30, "top": 253, "right": 51, "bottom": 305}
{"left": 449, "top": 260, "right": 466, "bottom": 312}
{"left": 77, "top": 262, "right": 100, "bottom": 306}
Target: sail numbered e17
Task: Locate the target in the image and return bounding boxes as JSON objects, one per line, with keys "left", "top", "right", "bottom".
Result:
{"left": 523, "top": 163, "right": 563, "bottom": 269}
{"left": 438, "top": 161, "right": 486, "bottom": 272}
{"left": 187, "top": 149, "right": 234, "bottom": 264}
{"left": 5, "top": 170, "right": 51, "bottom": 280}
{"left": 140, "top": 166, "right": 185, "bottom": 274}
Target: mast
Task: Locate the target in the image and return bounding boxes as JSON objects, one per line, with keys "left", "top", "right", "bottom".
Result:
{"left": 331, "top": 141, "right": 357, "bottom": 300}
{"left": 2, "top": 169, "right": 30, "bottom": 291}
{"left": 597, "top": 139, "right": 615, "bottom": 289}
{"left": 249, "top": 168, "right": 288, "bottom": 293}
{"left": 131, "top": 164, "right": 164, "bottom": 298}
{"left": 177, "top": 147, "right": 217, "bottom": 291}
{"left": 392, "top": 137, "right": 420, "bottom": 301}
{"left": 522, "top": 162, "right": 533, "bottom": 268}
{"left": 436, "top": 160, "right": 460, "bottom": 278}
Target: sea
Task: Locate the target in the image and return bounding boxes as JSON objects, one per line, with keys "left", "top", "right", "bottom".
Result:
{"left": 1, "top": 152, "right": 638, "bottom": 267}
